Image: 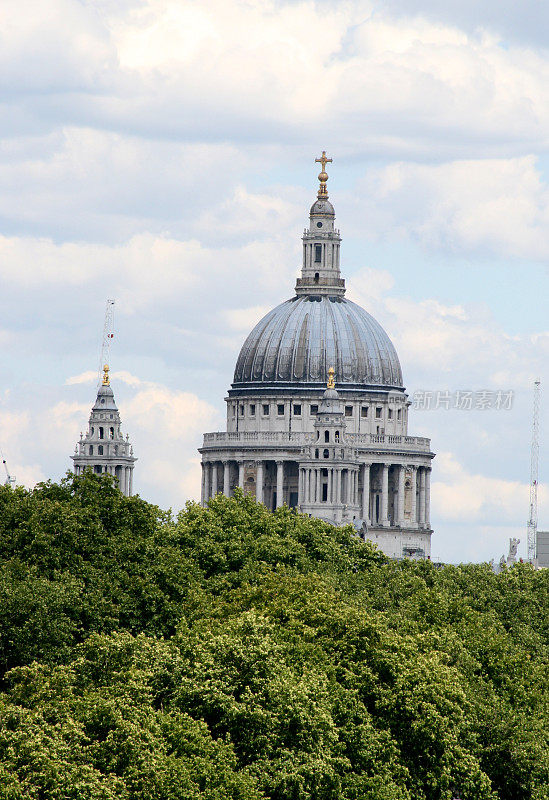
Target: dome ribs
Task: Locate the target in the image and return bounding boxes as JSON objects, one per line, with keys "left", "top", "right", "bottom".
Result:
{"left": 231, "top": 295, "right": 403, "bottom": 390}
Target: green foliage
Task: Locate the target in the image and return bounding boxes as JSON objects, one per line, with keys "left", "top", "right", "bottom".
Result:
{"left": 0, "top": 474, "right": 547, "bottom": 799}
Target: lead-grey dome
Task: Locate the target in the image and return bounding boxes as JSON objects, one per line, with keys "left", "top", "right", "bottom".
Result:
{"left": 233, "top": 295, "right": 403, "bottom": 390}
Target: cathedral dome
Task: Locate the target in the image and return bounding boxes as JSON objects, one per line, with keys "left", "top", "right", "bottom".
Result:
{"left": 233, "top": 294, "right": 403, "bottom": 390}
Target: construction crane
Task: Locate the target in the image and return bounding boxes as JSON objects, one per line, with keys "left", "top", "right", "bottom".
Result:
{"left": 0, "top": 447, "right": 15, "bottom": 488}
{"left": 527, "top": 380, "right": 541, "bottom": 563}
{"left": 98, "top": 299, "right": 115, "bottom": 386}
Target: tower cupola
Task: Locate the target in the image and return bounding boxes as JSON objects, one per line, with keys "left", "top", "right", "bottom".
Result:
{"left": 296, "top": 151, "right": 344, "bottom": 297}
{"left": 71, "top": 365, "right": 137, "bottom": 496}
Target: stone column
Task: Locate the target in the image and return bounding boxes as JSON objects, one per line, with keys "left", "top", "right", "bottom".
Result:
{"left": 380, "top": 464, "right": 389, "bottom": 526}
{"left": 223, "top": 461, "right": 230, "bottom": 497}
{"left": 333, "top": 468, "right": 339, "bottom": 504}
{"left": 344, "top": 469, "right": 351, "bottom": 504}
{"left": 410, "top": 466, "right": 417, "bottom": 526}
{"left": 419, "top": 468, "right": 426, "bottom": 526}
{"left": 128, "top": 467, "right": 133, "bottom": 497}
{"left": 211, "top": 462, "right": 218, "bottom": 497}
{"left": 201, "top": 462, "right": 207, "bottom": 505}
{"left": 397, "top": 465, "right": 405, "bottom": 526}
{"left": 276, "top": 461, "right": 284, "bottom": 508}
{"left": 425, "top": 468, "right": 431, "bottom": 527}
{"left": 361, "top": 464, "right": 370, "bottom": 522}
{"left": 256, "top": 461, "right": 264, "bottom": 504}
{"left": 238, "top": 461, "right": 245, "bottom": 490}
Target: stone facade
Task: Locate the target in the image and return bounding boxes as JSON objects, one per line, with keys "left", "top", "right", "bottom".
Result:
{"left": 71, "top": 366, "right": 136, "bottom": 496}
{"left": 199, "top": 157, "right": 434, "bottom": 559}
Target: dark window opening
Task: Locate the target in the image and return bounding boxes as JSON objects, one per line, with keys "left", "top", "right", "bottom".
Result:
{"left": 94, "top": 465, "right": 102, "bottom": 474}
{"left": 239, "top": 405, "right": 244, "bottom": 416}
{"left": 89, "top": 445, "right": 93, "bottom": 455}
{"left": 109, "top": 427, "right": 114, "bottom": 439}
{"left": 322, "top": 483, "right": 328, "bottom": 501}
{"left": 324, "top": 431, "right": 329, "bottom": 442}
{"left": 98, "top": 445, "right": 104, "bottom": 455}
{"left": 315, "top": 448, "right": 319, "bottom": 458}
{"left": 375, "top": 407, "right": 382, "bottom": 418}
{"left": 310, "top": 404, "right": 318, "bottom": 414}
{"left": 314, "top": 244, "right": 322, "bottom": 263}
{"left": 250, "top": 404, "right": 256, "bottom": 416}
{"left": 293, "top": 404, "right": 301, "bottom": 415}
{"left": 263, "top": 404, "right": 269, "bottom": 415}
{"left": 314, "top": 272, "right": 319, "bottom": 283}
{"left": 335, "top": 430, "right": 340, "bottom": 442}
{"left": 316, "top": 222, "right": 322, "bottom": 228}
{"left": 323, "top": 448, "right": 329, "bottom": 458}
{"left": 397, "top": 409, "right": 401, "bottom": 420}
{"left": 388, "top": 409, "right": 393, "bottom": 419}
{"left": 99, "top": 427, "right": 104, "bottom": 439}
{"left": 277, "top": 404, "right": 285, "bottom": 415}
{"left": 345, "top": 406, "right": 353, "bottom": 416}
{"left": 361, "top": 406, "right": 368, "bottom": 417}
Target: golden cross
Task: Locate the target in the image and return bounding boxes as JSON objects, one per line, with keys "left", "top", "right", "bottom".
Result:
{"left": 315, "top": 151, "right": 333, "bottom": 197}
{"left": 315, "top": 151, "right": 332, "bottom": 172}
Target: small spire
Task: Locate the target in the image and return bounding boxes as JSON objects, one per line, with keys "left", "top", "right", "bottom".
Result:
{"left": 102, "top": 364, "right": 110, "bottom": 386}
{"left": 327, "top": 366, "right": 335, "bottom": 389}
{"left": 315, "top": 151, "right": 332, "bottom": 198}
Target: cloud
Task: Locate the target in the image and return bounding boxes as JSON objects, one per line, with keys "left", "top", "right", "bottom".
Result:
{"left": 352, "top": 156, "right": 549, "bottom": 260}
{"left": 2, "top": 0, "right": 549, "bottom": 160}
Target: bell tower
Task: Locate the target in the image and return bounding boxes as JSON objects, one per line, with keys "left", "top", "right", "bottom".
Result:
{"left": 71, "top": 365, "right": 137, "bottom": 496}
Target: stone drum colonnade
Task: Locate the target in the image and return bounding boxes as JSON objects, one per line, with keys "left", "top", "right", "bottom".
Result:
{"left": 201, "top": 457, "right": 431, "bottom": 529}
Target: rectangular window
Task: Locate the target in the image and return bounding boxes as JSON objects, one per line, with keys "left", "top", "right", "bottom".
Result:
{"left": 361, "top": 406, "right": 368, "bottom": 417}
{"left": 345, "top": 405, "right": 353, "bottom": 416}
{"left": 293, "top": 404, "right": 301, "bottom": 415}
{"left": 388, "top": 408, "right": 393, "bottom": 419}
{"left": 250, "top": 404, "right": 255, "bottom": 416}
{"left": 239, "top": 405, "right": 244, "bottom": 416}
{"left": 310, "top": 404, "right": 318, "bottom": 414}
{"left": 262, "top": 404, "right": 270, "bottom": 416}
{"left": 277, "top": 404, "right": 285, "bottom": 416}
{"left": 375, "top": 407, "right": 382, "bottom": 419}
{"left": 397, "top": 409, "right": 401, "bottom": 420}
{"left": 314, "top": 244, "right": 322, "bottom": 263}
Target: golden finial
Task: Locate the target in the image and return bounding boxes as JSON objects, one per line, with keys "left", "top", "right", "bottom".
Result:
{"left": 315, "top": 150, "right": 333, "bottom": 198}
{"left": 102, "top": 364, "right": 110, "bottom": 386}
{"left": 327, "top": 366, "right": 335, "bottom": 389}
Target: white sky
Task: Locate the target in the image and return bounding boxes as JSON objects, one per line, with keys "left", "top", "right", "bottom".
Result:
{"left": 1, "top": 0, "right": 548, "bottom": 563}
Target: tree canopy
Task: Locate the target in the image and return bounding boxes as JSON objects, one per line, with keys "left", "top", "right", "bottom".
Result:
{"left": 0, "top": 472, "right": 547, "bottom": 800}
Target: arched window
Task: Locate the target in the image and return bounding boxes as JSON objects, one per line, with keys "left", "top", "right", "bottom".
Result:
{"left": 324, "top": 431, "right": 329, "bottom": 443}
{"left": 323, "top": 449, "right": 329, "bottom": 459}
{"left": 109, "top": 427, "right": 114, "bottom": 439}
{"left": 314, "top": 272, "right": 319, "bottom": 282}
{"left": 98, "top": 445, "right": 103, "bottom": 455}
{"left": 89, "top": 445, "right": 93, "bottom": 455}
{"left": 99, "top": 427, "right": 104, "bottom": 439}
{"left": 91, "top": 427, "right": 94, "bottom": 436}
{"left": 335, "top": 430, "right": 340, "bottom": 442}
{"left": 315, "top": 448, "right": 319, "bottom": 459}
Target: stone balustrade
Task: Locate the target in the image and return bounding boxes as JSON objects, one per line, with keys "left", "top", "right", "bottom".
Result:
{"left": 202, "top": 431, "right": 431, "bottom": 452}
